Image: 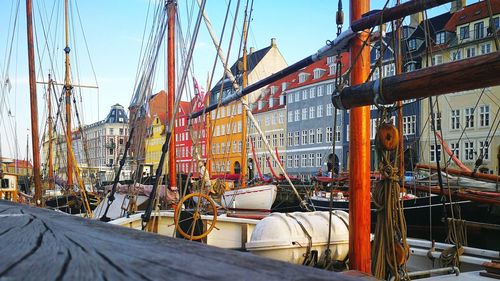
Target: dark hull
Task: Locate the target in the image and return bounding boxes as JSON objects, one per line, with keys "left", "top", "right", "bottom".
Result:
{"left": 45, "top": 194, "right": 100, "bottom": 215}
{"left": 308, "top": 195, "right": 500, "bottom": 250}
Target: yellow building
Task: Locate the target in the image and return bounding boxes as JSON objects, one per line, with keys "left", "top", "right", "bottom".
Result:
{"left": 207, "top": 38, "right": 288, "bottom": 178}
{"left": 145, "top": 116, "right": 167, "bottom": 173}
{"left": 420, "top": 1, "right": 500, "bottom": 174}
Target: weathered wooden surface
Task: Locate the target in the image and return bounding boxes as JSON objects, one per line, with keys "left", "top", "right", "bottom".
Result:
{"left": 0, "top": 201, "right": 374, "bottom": 281}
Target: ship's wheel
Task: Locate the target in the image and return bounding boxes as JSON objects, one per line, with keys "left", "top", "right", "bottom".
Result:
{"left": 174, "top": 193, "right": 217, "bottom": 240}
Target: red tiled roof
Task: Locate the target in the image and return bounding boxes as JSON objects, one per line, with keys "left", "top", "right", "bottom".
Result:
{"left": 252, "top": 74, "right": 295, "bottom": 114}
{"left": 6, "top": 159, "right": 32, "bottom": 169}
{"left": 444, "top": 0, "right": 500, "bottom": 32}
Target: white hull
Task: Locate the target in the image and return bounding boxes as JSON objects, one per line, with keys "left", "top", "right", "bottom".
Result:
{"left": 221, "top": 184, "right": 277, "bottom": 211}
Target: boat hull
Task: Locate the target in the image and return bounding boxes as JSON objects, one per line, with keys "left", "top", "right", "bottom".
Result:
{"left": 221, "top": 185, "right": 277, "bottom": 211}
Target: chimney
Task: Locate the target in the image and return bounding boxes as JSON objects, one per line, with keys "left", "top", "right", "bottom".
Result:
{"left": 270, "top": 38, "right": 277, "bottom": 47}
{"left": 249, "top": 47, "right": 255, "bottom": 54}
{"left": 410, "top": 13, "right": 423, "bottom": 27}
{"left": 450, "top": 0, "right": 466, "bottom": 13}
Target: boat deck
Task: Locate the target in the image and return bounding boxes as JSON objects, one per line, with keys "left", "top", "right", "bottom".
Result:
{"left": 0, "top": 200, "right": 375, "bottom": 281}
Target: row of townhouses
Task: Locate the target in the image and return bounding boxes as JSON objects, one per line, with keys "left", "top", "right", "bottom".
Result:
{"left": 57, "top": 1, "right": 499, "bottom": 184}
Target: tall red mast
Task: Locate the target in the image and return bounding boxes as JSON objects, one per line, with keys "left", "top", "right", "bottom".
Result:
{"left": 167, "top": 0, "right": 177, "bottom": 189}
{"left": 26, "top": 0, "right": 42, "bottom": 205}
{"left": 349, "top": 0, "right": 371, "bottom": 273}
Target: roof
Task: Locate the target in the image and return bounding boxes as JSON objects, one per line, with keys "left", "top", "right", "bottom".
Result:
{"left": 104, "top": 104, "right": 129, "bottom": 124}
{"left": 5, "top": 159, "right": 32, "bottom": 169}
{"left": 445, "top": 0, "right": 500, "bottom": 32}
{"left": 210, "top": 45, "right": 273, "bottom": 94}
{"left": 404, "top": 12, "right": 453, "bottom": 54}
{"left": 252, "top": 74, "right": 294, "bottom": 114}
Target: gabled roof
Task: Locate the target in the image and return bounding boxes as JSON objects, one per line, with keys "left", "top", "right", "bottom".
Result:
{"left": 445, "top": 0, "right": 500, "bottom": 32}
{"left": 404, "top": 12, "right": 453, "bottom": 54}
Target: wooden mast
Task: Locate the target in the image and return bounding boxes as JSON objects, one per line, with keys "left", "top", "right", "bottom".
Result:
{"left": 47, "top": 74, "right": 54, "bottom": 190}
{"left": 167, "top": 0, "right": 177, "bottom": 189}
{"left": 240, "top": 6, "right": 249, "bottom": 187}
{"left": 64, "top": 0, "right": 73, "bottom": 187}
{"left": 395, "top": 0, "right": 405, "bottom": 187}
{"left": 349, "top": 0, "right": 371, "bottom": 273}
{"left": 26, "top": 0, "right": 42, "bottom": 206}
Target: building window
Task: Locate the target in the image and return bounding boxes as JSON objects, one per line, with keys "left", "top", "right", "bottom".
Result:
{"left": 465, "top": 107, "right": 474, "bottom": 128}
{"left": 480, "top": 105, "right": 490, "bottom": 127}
{"left": 403, "top": 115, "right": 416, "bottom": 135}
{"left": 336, "top": 126, "right": 341, "bottom": 142}
{"left": 408, "top": 39, "right": 417, "bottom": 50}
{"left": 272, "top": 134, "right": 278, "bottom": 147}
{"left": 279, "top": 112, "right": 284, "bottom": 124}
{"left": 288, "top": 132, "right": 293, "bottom": 146}
{"left": 294, "top": 155, "right": 299, "bottom": 168}
{"left": 295, "top": 91, "right": 300, "bottom": 102}
{"left": 316, "top": 153, "right": 322, "bottom": 167}
{"left": 406, "top": 63, "right": 416, "bottom": 72}
{"left": 257, "top": 136, "right": 262, "bottom": 149}
{"left": 326, "top": 127, "right": 333, "bottom": 142}
{"left": 313, "top": 69, "right": 324, "bottom": 79}
{"left": 480, "top": 43, "right": 492, "bottom": 54}
{"left": 279, "top": 95, "right": 285, "bottom": 105}
{"left": 119, "top": 138, "right": 124, "bottom": 145}
{"left": 308, "top": 153, "right": 314, "bottom": 167}
{"left": 435, "top": 31, "right": 445, "bottom": 44}
{"left": 317, "top": 85, "right": 323, "bottom": 97}
{"left": 258, "top": 100, "right": 263, "bottom": 110}
{"left": 474, "top": 21, "right": 484, "bottom": 39}
{"left": 309, "top": 106, "right": 315, "bottom": 119}
{"left": 309, "top": 129, "right": 315, "bottom": 144}
{"left": 287, "top": 156, "right": 293, "bottom": 168}
{"left": 432, "top": 112, "right": 441, "bottom": 130}
{"left": 326, "top": 84, "right": 333, "bottom": 95}
{"left": 294, "top": 110, "right": 300, "bottom": 122}
{"left": 326, "top": 104, "right": 333, "bottom": 116}
{"left": 109, "top": 148, "right": 114, "bottom": 155}
{"left": 302, "top": 90, "right": 308, "bottom": 100}
{"left": 301, "top": 154, "right": 307, "bottom": 167}
{"left": 302, "top": 108, "right": 308, "bottom": 120}
{"left": 298, "top": 73, "right": 308, "bottom": 83}
{"left": 316, "top": 128, "right": 323, "bottom": 143}
{"left": 460, "top": 25, "right": 469, "bottom": 40}
{"left": 317, "top": 105, "right": 323, "bottom": 118}
{"left": 466, "top": 47, "right": 476, "bottom": 58}
{"left": 279, "top": 133, "right": 284, "bottom": 147}
{"left": 302, "top": 130, "right": 308, "bottom": 145}
{"left": 432, "top": 55, "right": 443, "bottom": 65}
{"left": 327, "top": 56, "right": 335, "bottom": 65}
{"left": 329, "top": 64, "right": 337, "bottom": 76}
{"left": 451, "top": 109, "right": 460, "bottom": 130}
{"left": 430, "top": 144, "right": 442, "bottom": 162}
{"left": 294, "top": 131, "right": 300, "bottom": 146}
{"left": 269, "top": 97, "right": 274, "bottom": 108}
{"left": 288, "top": 111, "right": 293, "bottom": 122}
{"left": 452, "top": 50, "right": 462, "bottom": 61}
{"left": 451, "top": 142, "right": 460, "bottom": 159}
{"left": 479, "top": 141, "right": 489, "bottom": 160}
{"left": 282, "top": 82, "right": 288, "bottom": 91}
{"left": 288, "top": 93, "right": 293, "bottom": 103}
{"left": 310, "top": 87, "right": 316, "bottom": 98}
{"left": 464, "top": 141, "right": 475, "bottom": 161}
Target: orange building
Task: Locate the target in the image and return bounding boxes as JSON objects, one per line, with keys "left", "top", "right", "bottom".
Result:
{"left": 207, "top": 39, "right": 288, "bottom": 180}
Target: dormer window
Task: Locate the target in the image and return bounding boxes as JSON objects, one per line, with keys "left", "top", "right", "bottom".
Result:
{"left": 435, "top": 32, "right": 445, "bottom": 45}
{"left": 270, "top": 86, "right": 278, "bottom": 95}
{"left": 326, "top": 56, "right": 335, "bottom": 65}
{"left": 329, "top": 64, "right": 337, "bottom": 76}
{"left": 460, "top": 25, "right": 469, "bottom": 40}
{"left": 408, "top": 39, "right": 417, "bottom": 51}
{"left": 402, "top": 27, "right": 408, "bottom": 39}
{"left": 313, "top": 68, "right": 325, "bottom": 79}
{"left": 281, "top": 82, "right": 288, "bottom": 91}
{"left": 279, "top": 95, "right": 285, "bottom": 105}
{"left": 298, "top": 73, "right": 308, "bottom": 83}
{"left": 258, "top": 100, "right": 263, "bottom": 110}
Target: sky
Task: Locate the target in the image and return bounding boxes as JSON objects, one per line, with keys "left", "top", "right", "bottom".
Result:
{"left": 0, "top": 0, "right": 453, "bottom": 160}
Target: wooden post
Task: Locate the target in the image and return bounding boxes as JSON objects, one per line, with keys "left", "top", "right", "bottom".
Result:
{"left": 167, "top": 0, "right": 177, "bottom": 189}
{"left": 47, "top": 74, "right": 54, "bottom": 190}
{"left": 240, "top": 8, "right": 249, "bottom": 188}
{"left": 26, "top": 0, "right": 42, "bottom": 206}
{"left": 349, "top": 0, "right": 371, "bottom": 273}
{"left": 64, "top": 0, "right": 73, "bottom": 187}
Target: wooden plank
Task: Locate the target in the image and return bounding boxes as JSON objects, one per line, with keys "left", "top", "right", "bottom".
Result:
{"left": 0, "top": 201, "right": 375, "bottom": 281}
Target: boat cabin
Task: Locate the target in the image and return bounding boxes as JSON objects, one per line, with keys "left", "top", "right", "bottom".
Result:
{"left": 0, "top": 172, "right": 18, "bottom": 201}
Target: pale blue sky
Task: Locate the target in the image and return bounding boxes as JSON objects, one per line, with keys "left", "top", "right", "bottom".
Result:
{"left": 0, "top": 0, "right": 453, "bottom": 159}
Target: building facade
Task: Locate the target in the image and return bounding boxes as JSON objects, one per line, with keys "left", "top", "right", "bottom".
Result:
{"left": 248, "top": 75, "right": 290, "bottom": 178}
{"left": 285, "top": 55, "right": 348, "bottom": 178}
{"left": 208, "top": 38, "right": 288, "bottom": 178}
{"left": 419, "top": 1, "right": 500, "bottom": 174}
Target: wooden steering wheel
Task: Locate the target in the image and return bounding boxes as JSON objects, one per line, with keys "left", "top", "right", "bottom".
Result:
{"left": 174, "top": 193, "right": 217, "bottom": 241}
